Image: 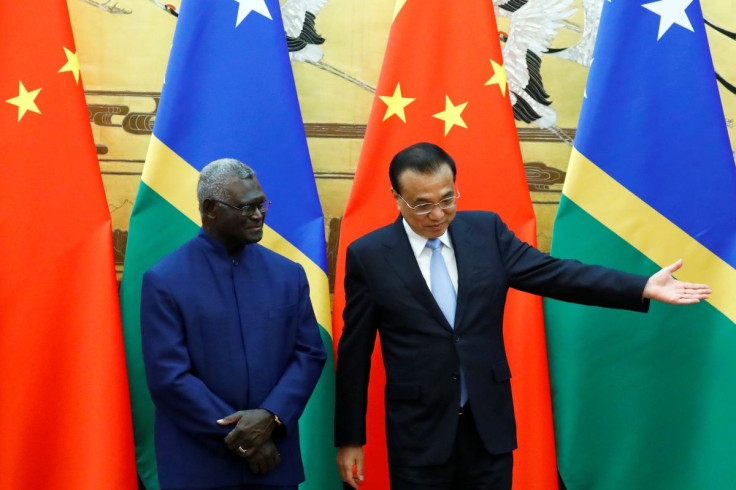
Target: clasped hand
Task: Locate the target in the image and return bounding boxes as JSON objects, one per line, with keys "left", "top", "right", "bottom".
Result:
{"left": 218, "top": 408, "right": 281, "bottom": 474}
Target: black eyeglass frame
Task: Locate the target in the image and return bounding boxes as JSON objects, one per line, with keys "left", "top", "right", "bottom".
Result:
{"left": 213, "top": 199, "right": 271, "bottom": 217}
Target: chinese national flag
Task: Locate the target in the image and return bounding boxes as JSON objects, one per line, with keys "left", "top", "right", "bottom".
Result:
{"left": 0, "top": 2, "right": 137, "bottom": 488}
{"left": 332, "top": 0, "right": 557, "bottom": 488}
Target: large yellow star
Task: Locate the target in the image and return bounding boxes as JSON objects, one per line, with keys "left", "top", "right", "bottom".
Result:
{"left": 485, "top": 59, "right": 507, "bottom": 97}
{"left": 379, "top": 83, "right": 415, "bottom": 122}
{"left": 6, "top": 81, "right": 41, "bottom": 122}
{"left": 432, "top": 95, "right": 468, "bottom": 136}
{"left": 59, "top": 47, "right": 80, "bottom": 83}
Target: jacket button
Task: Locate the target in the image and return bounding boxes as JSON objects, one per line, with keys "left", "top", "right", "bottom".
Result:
{"left": 454, "top": 336, "right": 460, "bottom": 344}
{"left": 451, "top": 373, "right": 459, "bottom": 380}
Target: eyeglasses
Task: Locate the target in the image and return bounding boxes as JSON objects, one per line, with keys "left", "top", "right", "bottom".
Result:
{"left": 213, "top": 199, "right": 271, "bottom": 217}
{"left": 396, "top": 190, "right": 460, "bottom": 215}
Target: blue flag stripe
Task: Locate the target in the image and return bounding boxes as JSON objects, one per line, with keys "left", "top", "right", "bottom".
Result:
{"left": 574, "top": 0, "right": 736, "bottom": 268}
{"left": 152, "top": 0, "right": 327, "bottom": 272}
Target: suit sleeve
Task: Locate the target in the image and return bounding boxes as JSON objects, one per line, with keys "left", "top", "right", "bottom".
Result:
{"left": 259, "top": 264, "right": 327, "bottom": 431}
{"left": 334, "top": 244, "right": 378, "bottom": 447}
{"left": 492, "top": 215, "right": 650, "bottom": 311}
{"left": 140, "top": 269, "right": 235, "bottom": 441}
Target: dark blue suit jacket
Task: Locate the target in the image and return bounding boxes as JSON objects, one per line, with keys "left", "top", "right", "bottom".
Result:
{"left": 335, "top": 212, "right": 649, "bottom": 466}
{"left": 141, "top": 231, "right": 326, "bottom": 488}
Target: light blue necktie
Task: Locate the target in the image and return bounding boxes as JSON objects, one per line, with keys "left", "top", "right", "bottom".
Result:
{"left": 426, "top": 238, "right": 467, "bottom": 406}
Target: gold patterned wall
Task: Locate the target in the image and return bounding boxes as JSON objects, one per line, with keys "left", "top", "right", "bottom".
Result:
{"left": 67, "top": 0, "right": 735, "bottom": 279}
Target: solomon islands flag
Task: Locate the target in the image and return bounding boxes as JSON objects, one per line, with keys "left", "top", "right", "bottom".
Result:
{"left": 545, "top": 1, "right": 736, "bottom": 488}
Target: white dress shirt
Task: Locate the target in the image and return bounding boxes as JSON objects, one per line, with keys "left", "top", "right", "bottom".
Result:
{"left": 402, "top": 218, "right": 458, "bottom": 293}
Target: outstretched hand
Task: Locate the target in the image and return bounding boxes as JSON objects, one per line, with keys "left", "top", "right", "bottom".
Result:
{"left": 643, "top": 259, "right": 711, "bottom": 304}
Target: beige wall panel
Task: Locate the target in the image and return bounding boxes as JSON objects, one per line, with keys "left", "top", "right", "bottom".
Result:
{"left": 66, "top": 0, "right": 735, "bottom": 275}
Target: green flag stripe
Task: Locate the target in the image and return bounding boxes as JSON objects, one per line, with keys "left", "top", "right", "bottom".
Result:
{"left": 562, "top": 148, "right": 736, "bottom": 323}
{"left": 120, "top": 182, "right": 200, "bottom": 490}
{"left": 298, "top": 327, "right": 340, "bottom": 490}
{"left": 547, "top": 196, "right": 736, "bottom": 489}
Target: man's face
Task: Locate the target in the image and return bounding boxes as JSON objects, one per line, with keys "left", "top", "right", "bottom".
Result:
{"left": 207, "top": 177, "right": 267, "bottom": 250}
{"left": 392, "top": 164, "right": 457, "bottom": 239}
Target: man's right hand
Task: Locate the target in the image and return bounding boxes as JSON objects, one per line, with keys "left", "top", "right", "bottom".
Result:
{"left": 337, "top": 445, "right": 365, "bottom": 489}
{"left": 243, "top": 439, "right": 281, "bottom": 474}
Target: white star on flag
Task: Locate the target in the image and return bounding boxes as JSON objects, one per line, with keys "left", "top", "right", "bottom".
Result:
{"left": 235, "top": 0, "right": 272, "bottom": 27}
{"left": 642, "top": 0, "right": 694, "bottom": 40}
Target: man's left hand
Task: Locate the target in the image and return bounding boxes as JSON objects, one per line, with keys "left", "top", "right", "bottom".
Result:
{"left": 643, "top": 259, "right": 711, "bottom": 304}
{"left": 218, "top": 408, "right": 276, "bottom": 453}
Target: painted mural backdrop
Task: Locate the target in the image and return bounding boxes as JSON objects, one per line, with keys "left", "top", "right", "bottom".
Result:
{"left": 67, "top": 0, "right": 735, "bottom": 278}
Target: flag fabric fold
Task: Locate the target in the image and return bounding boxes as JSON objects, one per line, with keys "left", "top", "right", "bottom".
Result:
{"left": 119, "top": 1, "right": 339, "bottom": 488}
{"left": 546, "top": 1, "right": 736, "bottom": 488}
{"left": 0, "top": 2, "right": 137, "bottom": 488}
{"left": 332, "top": 1, "right": 558, "bottom": 488}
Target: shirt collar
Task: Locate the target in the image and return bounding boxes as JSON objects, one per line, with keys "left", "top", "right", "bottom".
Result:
{"left": 197, "top": 228, "right": 249, "bottom": 259}
{"left": 401, "top": 218, "right": 453, "bottom": 259}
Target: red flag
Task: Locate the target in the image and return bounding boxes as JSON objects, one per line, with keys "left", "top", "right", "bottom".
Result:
{"left": 0, "top": 2, "right": 137, "bottom": 488}
{"left": 332, "top": 1, "right": 557, "bottom": 488}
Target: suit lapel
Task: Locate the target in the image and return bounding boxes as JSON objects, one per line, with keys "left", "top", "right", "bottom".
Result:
{"left": 382, "top": 217, "right": 454, "bottom": 332}
{"left": 450, "top": 215, "right": 475, "bottom": 332}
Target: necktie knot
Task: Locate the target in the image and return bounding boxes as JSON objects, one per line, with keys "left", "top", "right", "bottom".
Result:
{"left": 426, "top": 238, "right": 442, "bottom": 252}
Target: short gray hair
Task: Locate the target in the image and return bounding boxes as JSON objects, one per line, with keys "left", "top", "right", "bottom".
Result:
{"left": 197, "top": 158, "right": 256, "bottom": 204}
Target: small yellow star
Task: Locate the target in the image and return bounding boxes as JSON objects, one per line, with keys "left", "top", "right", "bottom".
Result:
{"left": 432, "top": 95, "right": 468, "bottom": 136}
{"left": 6, "top": 81, "right": 41, "bottom": 122}
{"left": 59, "top": 47, "right": 80, "bottom": 83}
{"left": 485, "top": 59, "right": 507, "bottom": 97}
{"left": 379, "top": 83, "right": 415, "bottom": 122}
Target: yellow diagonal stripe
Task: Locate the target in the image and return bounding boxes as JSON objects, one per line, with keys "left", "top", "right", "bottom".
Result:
{"left": 141, "top": 135, "right": 332, "bottom": 334}
{"left": 142, "top": 135, "right": 202, "bottom": 224}
{"left": 260, "top": 227, "right": 332, "bottom": 335}
{"left": 563, "top": 147, "right": 736, "bottom": 324}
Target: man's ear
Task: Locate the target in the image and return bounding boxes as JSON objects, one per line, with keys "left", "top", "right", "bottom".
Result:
{"left": 201, "top": 199, "right": 217, "bottom": 219}
{"left": 390, "top": 188, "right": 401, "bottom": 210}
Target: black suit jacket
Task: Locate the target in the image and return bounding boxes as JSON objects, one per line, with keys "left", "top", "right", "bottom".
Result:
{"left": 335, "top": 211, "right": 649, "bottom": 466}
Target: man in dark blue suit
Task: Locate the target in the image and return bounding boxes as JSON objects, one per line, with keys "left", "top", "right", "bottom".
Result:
{"left": 334, "top": 143, "right": 710, "bottom": 489}
{"left": 141, "top": 158, "right": 326, "bottom": 490}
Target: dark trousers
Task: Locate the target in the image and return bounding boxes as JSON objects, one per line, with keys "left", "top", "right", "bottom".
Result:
{"left": 389, "top": 405, "right": 513, "bottom": 490}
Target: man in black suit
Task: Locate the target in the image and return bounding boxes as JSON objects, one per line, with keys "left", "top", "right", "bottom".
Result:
{"left": 334, "top": 142, "right": 710, "bottom": 489}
